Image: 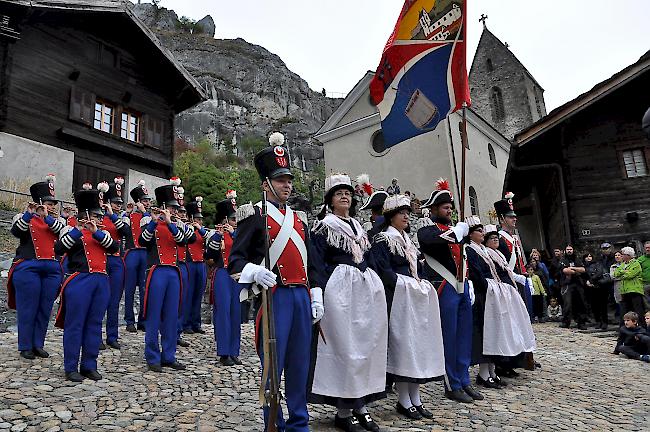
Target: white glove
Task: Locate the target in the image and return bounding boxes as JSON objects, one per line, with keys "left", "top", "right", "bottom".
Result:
{"left": 254, "top": 267, "right": 278, "bottom": 290}
{"left": 527, "top": 278, "right": 534, "bottom": 295}
{"left": 310, "top": 287, "right": 324, "bottom": 323}
{"left": 452, "top": 222, "right": 470, "bottom": 241}
{"left": 468, "top": 280, "right": 476, "bottom": 306}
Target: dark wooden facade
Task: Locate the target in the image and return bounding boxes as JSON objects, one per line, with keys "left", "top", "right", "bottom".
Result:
{"left": 0, "top": 1, "right": 204, "bottom": 190}
{"left": 505, "top": 51, "right": 650, "bottom": 254}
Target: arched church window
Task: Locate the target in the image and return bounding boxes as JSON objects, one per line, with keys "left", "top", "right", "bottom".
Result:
{"left": 488, "top": 143, "right": 497, "bottom": 167}
{"left": 469, "top": 186, "right": 479, "bottom": 216}
{"left": 490, "top": 87, "right": 505, "bottom": 122}
{"left": 486, "top": 58, "right": 494, "bottom": 72}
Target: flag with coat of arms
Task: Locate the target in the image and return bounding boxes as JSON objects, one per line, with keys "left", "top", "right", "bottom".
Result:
{"left": 370, "top": 0, "right": 471, "bottom": 147}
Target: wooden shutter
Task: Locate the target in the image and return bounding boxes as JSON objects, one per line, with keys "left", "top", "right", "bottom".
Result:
{"left": 69, "top": 87, "right": 95, "bottom": 126}
{"left": 142, "top": 114, "right": 164, "bottom": 149}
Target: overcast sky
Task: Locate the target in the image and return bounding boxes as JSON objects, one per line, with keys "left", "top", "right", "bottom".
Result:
{"left": 148, "top": 0, "right": 650, "bottom": 111}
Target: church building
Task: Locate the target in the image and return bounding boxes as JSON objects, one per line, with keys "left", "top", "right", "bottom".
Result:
{"left": 315, "top": 23, "right": 546, "bottom": 224}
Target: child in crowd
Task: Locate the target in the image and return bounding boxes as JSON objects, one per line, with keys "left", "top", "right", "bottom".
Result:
{"left": 528, "top": 264, "right": 547, "bottom": 323}
{"left": 547, "top": 297, "right": 563, "bottom": 322}
{"left": 613, "top": 312, "right": 650, "bottom": 362}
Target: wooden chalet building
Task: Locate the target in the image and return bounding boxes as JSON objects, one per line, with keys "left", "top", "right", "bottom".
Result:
{"left": 0, "top": 0, "right": 205, "bottom": 199}
{"left": 504, "top": 51, "right": 650, "bottom": 254}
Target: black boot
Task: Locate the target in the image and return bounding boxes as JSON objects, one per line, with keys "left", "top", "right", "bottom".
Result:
{"left": 219, "top": 356, "right": 235, "bottom": 366}
{"left": 20, "top": 350, "right": 35, "bottom": 360}
{"left": 80, "top": 370, "right": 102, "bottom": 381}
{"left": 65, "top": 371, "right": 85, "bottom": 382}
{"left": 32, "top": 348, "right": 49, "bottom": 358}
{"left": 462, "top": 385, "right": 484, "bottom": 400}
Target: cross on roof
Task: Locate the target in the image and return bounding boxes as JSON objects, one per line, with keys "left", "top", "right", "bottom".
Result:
{"left": 479, "top": 14, "right": 488, "bottom": 27}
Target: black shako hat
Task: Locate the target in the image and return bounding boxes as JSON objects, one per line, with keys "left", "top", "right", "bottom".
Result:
{"left": 30, "top": 174, "right": 58, "bottom": 204}
{"left": 74, "top": 186, "right": 103, "bottom": 216}
{"left": 105, "top": 177, "right": 125, "bottom": 204}
{"left": 186, "top": 197, "right": 204, "bottom": 219}
{"left": 155, "top": 185, "right": 180, "bottom": 209}
{"left": 254, "top": 132, "right": 293, "bottom": 181}
{"left": 215, "top": 198, "right": 236, "bottom": 222}
{"left": 130, "top": 180, "right": 151, "bottom": 202}
{"left": 494, "top": 192, "right": 516, "bottom": 218}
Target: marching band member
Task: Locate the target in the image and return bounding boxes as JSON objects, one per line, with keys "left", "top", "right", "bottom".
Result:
{"left": 185, "top": 196, "right": 209, "bottom": 335}
{"left": 229, "top": 132, "right": 322, "bottom": 432}
{"left": 207, "top": 194, "right": 242, "bottom": 366}
{"left": 97, "top": 179, "right": 129, "bottom": 349}
{"left": 309, "top": 173, "right": 387, "bottom": 432}
{"left": 369, "top": 194, "right": 445, "bottom": 421}
{"left": 123, "top": 180, "right": 152, "bottom": 332}
{"left": 54, "top": 184, "right": 119, "bottom": 382}
{"left": 467, "top": 221, "right": 536, "bottom": 389}
{"left": 8, "top": 174, "right": 64, "bottom": 359}
{"left": 417, "top": 179, "right": 483, "bottom": 404}
{"left": 139, "top": 183, "right": 187, "bottom": 372}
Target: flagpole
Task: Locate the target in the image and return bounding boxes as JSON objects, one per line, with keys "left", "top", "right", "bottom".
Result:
{"left": 459, "top": 103, "right": 468, "bottom": 220}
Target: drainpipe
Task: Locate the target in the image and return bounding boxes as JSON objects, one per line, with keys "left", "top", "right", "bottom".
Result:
{"left": 508, "top": 161, "right": 572, "bottom": 247}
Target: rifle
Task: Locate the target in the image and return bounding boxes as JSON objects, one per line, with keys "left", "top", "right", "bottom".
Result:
{"left": 259, "top": 190, "right": 280, "bottom": 432}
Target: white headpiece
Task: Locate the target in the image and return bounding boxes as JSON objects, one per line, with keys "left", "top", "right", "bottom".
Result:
{"left": 383, "top": 194, "right": 411, "bottom": 214}
{"left": 324, "top": 174, "right": 352, "bottom": 196}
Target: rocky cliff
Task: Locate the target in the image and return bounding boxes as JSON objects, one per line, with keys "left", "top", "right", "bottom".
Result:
{"left": 133, "top": 3, "right": 342, "bottom": 169}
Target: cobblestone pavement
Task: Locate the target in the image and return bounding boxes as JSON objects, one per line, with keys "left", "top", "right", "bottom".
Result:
{"left": 0, "top": 318, "right": 648, "bottom": 432}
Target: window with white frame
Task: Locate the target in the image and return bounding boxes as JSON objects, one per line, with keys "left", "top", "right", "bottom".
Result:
{"left": 622, "top": 149, "right": 648, "bottom": 178}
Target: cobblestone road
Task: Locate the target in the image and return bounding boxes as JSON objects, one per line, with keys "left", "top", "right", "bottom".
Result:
{"left": 0, "top": 319, "right": 648, "bottom": 431}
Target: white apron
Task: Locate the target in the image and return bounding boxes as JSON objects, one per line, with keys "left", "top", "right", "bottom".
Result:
{"left": 311, "top": 264, "right": 388, "bottom": 399}
{"left": 387, "top": 274, "right": 445, "bottom": 379}
{"left": 483, "top": 278, "right": 537, "bottom": 356}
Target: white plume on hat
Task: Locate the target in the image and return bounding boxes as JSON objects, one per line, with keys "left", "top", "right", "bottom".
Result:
{"left": 45, "top": 174, "right": 56, "bottom": 183}
{"left": 383, "top": 194, "right": 411, "bottom": 214}
{"left": 324, "top": 173, "right": 352, "bottom": 195}
{"left": 138, "top": 179, "right": 146, "bottom": 187}
{"left": 97, "top": 182, "right": 110, "bottom": 193}
{"left": 170, "top": 177, "right": 182, "bottom": 186}
{"left": 82, "top": 182, "right": 93, "bottom": 190}
{"left": 114, "top": 177, "right": 125, "bottom": 185}
{"left": 226, "top": 190, "right": 237, "bottom": 199}
{"left": 195, "top": 196, "right": 203, "bottom": 203}
{"left": 269, "top": 132, "right": 285, "bottom": 146}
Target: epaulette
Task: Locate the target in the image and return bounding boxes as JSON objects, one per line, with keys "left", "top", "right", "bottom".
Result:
{"left": 12, "top": 213, "right": 24, "bottom": 224}
{"left": 236, "top": 203, "right": 255, "bottom": 223}
{"left": 59, "top": 224, "right": 74, "bottom": 237}
{"left": 295, "top": 210, "right": 309, "bottom": 226}
{"left": 140, "top": 215, "right": 152, "bottom": 227}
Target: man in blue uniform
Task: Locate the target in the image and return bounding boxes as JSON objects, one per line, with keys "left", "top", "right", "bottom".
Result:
{"left": 8, "top": 175, "right": 64, "bottom": 359}
{"left": 228, "top": 132, "right": 323, "bottom": 432}
{"left": 417, "top": 179, "right": 483, "bottom": 404}
{"left": 139, "top": 183, "right": 187, "bottom": 372}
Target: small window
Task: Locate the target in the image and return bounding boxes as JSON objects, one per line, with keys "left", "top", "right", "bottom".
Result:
{"left": 121, "top": 111, "right": 140, "bottom": 142}
{"left": 93, "top": 101, "right": 114, "bottom": 133}
{"left": 369, "top": 130, "right": 389, "bottom": 156}
{"left": 488, "top": 143, "right": 497, "bottom": 167}
{"left": 469, "top": 186, "right": 479, "bottom": 216}
{"left": 490, "top": 87, "right": 505, "bottom": 122}
{"left": 622, "top": 149, "right": 648, "bottom": 178}
{"left": 486, "top": 58, "right": 494, "bottom": 72}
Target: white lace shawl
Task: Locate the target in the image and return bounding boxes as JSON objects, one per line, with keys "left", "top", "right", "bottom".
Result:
{"left": 312, "top": 214, "right": 370, "bottom": 264}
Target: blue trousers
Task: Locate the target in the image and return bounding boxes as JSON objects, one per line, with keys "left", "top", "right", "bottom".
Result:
{"left": 12, "top": 260, "right": 62, "bottom": 351}
{"left": 105, "top": 256, "right": 125, "bottom": 343}
{"left": 177, "top": 263, "right": 190, "bottom": 339}
{"left": 124, "top": 249, "right": 147, "bottom": 326}
{"left": 438, "top": 281, "right": 473, "bottom": 391}
{"left": 523, "top": 279, "right": 534, "bottom": 321}
{"left": 63, "top": 273, "right": 110, "bottom": 372}
{"left": 144, "top": 266, "right": 180, "bottom": 365}
{"left": 259, "top": 286, "right": 311, "bottom": 432}
{"left": 213, "top": 268, "right": 241, "bottom": 356}
{"left": 185, "top": 261, "right": 207, "bottom": 331}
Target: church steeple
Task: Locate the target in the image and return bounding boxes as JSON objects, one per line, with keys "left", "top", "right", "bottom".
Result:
{"left": 469, "top": 25, "right": 546, "bottom": 140}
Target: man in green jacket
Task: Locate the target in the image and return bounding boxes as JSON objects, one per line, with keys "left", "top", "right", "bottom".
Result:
{"left": 613, "top": 247, "right": 647, "bottom": 327}
{"left": 635, "top": 241, "right": 650, "bottom": 303}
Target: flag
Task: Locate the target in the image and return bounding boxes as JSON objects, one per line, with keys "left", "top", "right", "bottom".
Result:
{"left": 370, "top": 0, "right": 470, "bottom": 147}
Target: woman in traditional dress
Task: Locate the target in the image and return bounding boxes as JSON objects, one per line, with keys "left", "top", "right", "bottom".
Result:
{"left": 467, "top": 221, "right": 536, "bottom": 387}
{"left": 369, "top": 195, "right": 445, "bottom": 421}
{"left": 308, "top": 174, "right": 388, "bottom": 432}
